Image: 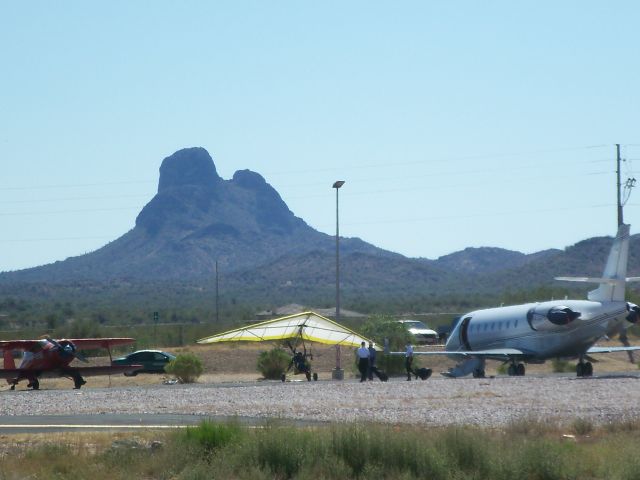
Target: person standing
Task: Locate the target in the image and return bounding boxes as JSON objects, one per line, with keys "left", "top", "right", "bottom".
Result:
{"left": 405, "top": 342, "right": 414, "bottom": 381}
{"left": 356, "top": 341, "right": 370, "bottom": 382}
{"left": 368, "top": 342, "right": 378, "bottom": 381}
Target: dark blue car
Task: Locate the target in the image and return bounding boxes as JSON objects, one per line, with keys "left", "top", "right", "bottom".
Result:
{"left": 112, "top": 350, "right": 176, "bottom": 376}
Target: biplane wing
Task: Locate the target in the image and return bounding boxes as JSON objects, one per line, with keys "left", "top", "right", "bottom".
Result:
{"left": 197, "top": 311, "right": 376, "bottom": 348}
{"left": 0, "top": 365, "right": 141, "bottom": 379}
{"left": 0, "top": 338, "right": 135, "bottom": 351}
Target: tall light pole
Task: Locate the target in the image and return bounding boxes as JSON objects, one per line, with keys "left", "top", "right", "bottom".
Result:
{"left": 332, "top": 180, "right": 345, "bottom": 380}
{"left": 215, "top": 260, "right": 219, "bottom": 323}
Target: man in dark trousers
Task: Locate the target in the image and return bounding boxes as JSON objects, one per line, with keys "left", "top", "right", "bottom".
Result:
{"left": 405, "top": 342, "right": 414, "bottom": 381}
{"left": 368, "top": 342, "right": 381, "bottom": 381}
{"left": 356, "top": 341, "right": 370, "bottom": 382}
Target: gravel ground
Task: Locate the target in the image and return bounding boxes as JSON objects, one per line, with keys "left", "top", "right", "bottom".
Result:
{"left": 3, "top": 374, "right": 640, "bottom": 427}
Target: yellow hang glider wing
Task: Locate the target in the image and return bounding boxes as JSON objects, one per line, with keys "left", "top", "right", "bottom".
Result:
{"left": 197, "top": 311, "right": 374, "bottom": 348}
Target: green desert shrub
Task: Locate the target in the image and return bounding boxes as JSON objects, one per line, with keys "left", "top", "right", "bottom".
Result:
{"left": 165, "top": 353, "right": 203, "bottom": 383}
{"left": 257, "top": 348, "right": 290, "bottom": 379}
{"left": 182, "top": 420, "right": 244, "bottom": 452}
{"left": 572, "top": 417, "right": 595, "bottom": 436}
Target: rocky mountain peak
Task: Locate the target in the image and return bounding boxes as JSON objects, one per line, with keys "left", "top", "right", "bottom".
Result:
{"left": 158, "top": 147, "right": 222, "bottom": 192}
{"left": 232, "top": 169, "right": 268, "bottom": 189}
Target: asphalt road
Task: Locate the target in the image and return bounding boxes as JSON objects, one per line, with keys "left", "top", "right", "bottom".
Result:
{"left": 0, "top": 412, "right": 304, "bottom": 434}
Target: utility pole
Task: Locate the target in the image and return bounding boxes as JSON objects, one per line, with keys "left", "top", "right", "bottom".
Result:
{"left": 617, "top": 143, "right": 623, "bottom": 227}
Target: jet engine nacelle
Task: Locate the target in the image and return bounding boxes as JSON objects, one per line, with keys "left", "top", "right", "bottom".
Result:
{"left": 626, "top": 302, "right": 640, "bottom": 324}
{"left": 527, "top": 305, "right": 581, "bottom": 331}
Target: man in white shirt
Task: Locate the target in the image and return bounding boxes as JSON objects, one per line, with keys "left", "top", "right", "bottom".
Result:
{"left": 405, "top": 342, "right": 414, "bottom": 381}
{"left": 356, "top": 341, "right": 370, "bottom": 382}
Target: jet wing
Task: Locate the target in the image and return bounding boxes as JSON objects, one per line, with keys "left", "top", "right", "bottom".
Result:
{"left": 197, "top": 311, "right": 376, "bottom": 348}
{"left": 386, "top": 348, "right": 527, "bottom": 359}
{"left": 586, "top": 346, "right": 640, "bottom": 354}
{"left": 417, "top": 348, "right": 526, "bottom": 357}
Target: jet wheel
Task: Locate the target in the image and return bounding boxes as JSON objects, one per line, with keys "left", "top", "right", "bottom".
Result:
{"left": 313, "top": 373, "right": 318, "bottom": 381}
{"left": 516, "top": 363, "right": 525, "bottom": 376}
{"left": 576, "top": 362, "right": 593, "bottom": 377}
{"left": 584, "top": 362, "right": 593, "bottom": 377}
{"left": 280, "top": 374, "right": 286, "bottom": 382}
{"left": 472, "top": 369, "right": 485, "bottom": 378}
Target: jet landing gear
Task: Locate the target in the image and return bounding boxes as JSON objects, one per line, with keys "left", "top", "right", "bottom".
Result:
{"left": 507, "top": 363, "right": 526, "bottom": 376}
{"left": 576, "top": 360, "right": 593, "bottom": 377}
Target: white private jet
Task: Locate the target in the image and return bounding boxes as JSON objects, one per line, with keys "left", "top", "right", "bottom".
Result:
{"left": 389, "top": 223, "right": 640, "bottom": 378}
{"left": 388, "top": 176, "right": 640, "bottom": 378}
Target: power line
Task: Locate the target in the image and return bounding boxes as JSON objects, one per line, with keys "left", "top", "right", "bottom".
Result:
{"left": 260, "top": 145, "right": 611, "bottom": 177}
{"left": 0, "top": 204, "right": 615, "bottom": 243}
{"left": 0, "top": 194, "right": 150, "bottom": 205}
{"left": 0, "top": 180, "right": 154, "bottom": 192}
{"left": 0, "top": 235, "right": 114, "bottom": 243}
{"left": 333, "top": 204, "right": 613, "bottom": 228}
{"left": 1, "top": 144, "right": 610, "bottom": 191}
{"left": 0, "top": 206, "right": 142, "bottom": 216}
{"left": 282, "top": 171, "right": 611, "bottom": 200}
{"left": 0, "top": 169, "right": 612, "bottom": 214}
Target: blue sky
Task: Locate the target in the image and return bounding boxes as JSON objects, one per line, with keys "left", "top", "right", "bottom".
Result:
{"left": 1, "top": 2, "right": 639, "bottom": 272}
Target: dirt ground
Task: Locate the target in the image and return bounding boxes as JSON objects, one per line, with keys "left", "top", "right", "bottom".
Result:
{"left": 5, "top": 340, "right": 640, "bottom": 391}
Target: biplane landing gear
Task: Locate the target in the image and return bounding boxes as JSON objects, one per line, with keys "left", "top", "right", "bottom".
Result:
{"left": 305, "top": 372, "right": 311, "bottom": 381}
{"left": 313, "top": 372, "right": 318, "bottom": 381}
{"left": 27, "top": 379, "right": 39, "bottom": 390}
{"left": 72, "top": 372, "right": 87, "bottom": 389}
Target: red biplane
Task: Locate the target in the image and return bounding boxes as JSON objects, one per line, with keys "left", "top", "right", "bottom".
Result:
{"left": 0, "top": 337, "right": 141, "bottom": 390}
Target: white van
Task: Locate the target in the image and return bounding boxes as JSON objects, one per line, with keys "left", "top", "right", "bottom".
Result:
{"left": 396, "top": 320, "right": 438, "bottom": 344}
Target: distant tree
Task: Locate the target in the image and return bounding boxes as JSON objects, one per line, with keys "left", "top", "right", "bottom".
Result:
{"left": 360, "top": 315, "right": 417, "bottom": 375}
{"left": 360, "top": 315, "right": 412, "bottom": 350}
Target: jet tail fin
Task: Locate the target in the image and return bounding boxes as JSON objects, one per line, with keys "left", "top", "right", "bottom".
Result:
{"left": 556, "top": 224, "right": 631, "bottom": 302}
